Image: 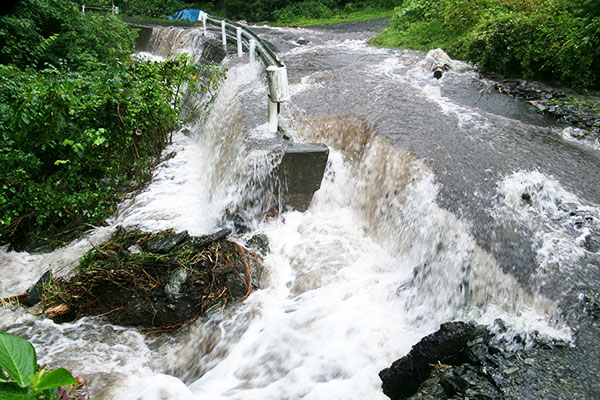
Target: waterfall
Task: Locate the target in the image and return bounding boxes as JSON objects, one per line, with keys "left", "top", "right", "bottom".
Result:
{"left": 0, "top": 25, "right": 583, "bottom": 400}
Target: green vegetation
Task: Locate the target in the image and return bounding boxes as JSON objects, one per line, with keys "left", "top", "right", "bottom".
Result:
{"left": 0, "top": 0, "right": 225, "bottom": 250}
{"left": 0, "top": 332, "right": 89, "bottom": 399}
{"left": 550, "top": 95, "right": 600, "bottom": 115}
{"left": 80, "top": 0, "right": 399, "bottom": 24}
{"left": 370, "top": 0, "right": 600, "bottom": 89}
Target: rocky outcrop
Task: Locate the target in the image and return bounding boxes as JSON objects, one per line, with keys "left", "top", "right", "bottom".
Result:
{"left": 494, "top": 80, "right": 600, "bottom": 137}
{"left": 379, "top": 322, "right": 481, "bottom": 399}
{"left": 379, "top": 319, "right": 599, "bottom": 400}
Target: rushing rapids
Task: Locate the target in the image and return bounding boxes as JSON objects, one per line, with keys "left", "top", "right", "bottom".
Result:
{"left": 1, "top": 21, "right": 599, "bottom": 399}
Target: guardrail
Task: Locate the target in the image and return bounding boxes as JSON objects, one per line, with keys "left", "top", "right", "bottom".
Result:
{"left": 81, "top": 5, "right": 119, "bottom": 15}
{"left": 199, "top": 12, "right": 289, "bottom": 133}
{"left": 82, "top": 6, "right": 289, "bottom": 133}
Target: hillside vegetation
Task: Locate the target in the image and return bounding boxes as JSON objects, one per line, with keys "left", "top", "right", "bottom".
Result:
{"left": 81, "top": 0, "right": 399, "bottom": 24}
{"left": 0, "top": 0, "right": 223, "bottom": 249}
{"left": 370, "top": 0, "right": 600, "bottom": 90}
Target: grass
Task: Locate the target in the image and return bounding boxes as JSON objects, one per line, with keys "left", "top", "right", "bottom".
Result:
{"left": 368, "top": 21, "right": 448, "bottom": 50}
{"left": 549, "top": 95, "right": 600, "bottom": 116}
{"left": 270, "top": 8, "right": 394, "bottom": 27}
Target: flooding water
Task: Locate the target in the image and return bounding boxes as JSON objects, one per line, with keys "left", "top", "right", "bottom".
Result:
{"left": 1, "top": 23, "right": 599, "bottom": 399}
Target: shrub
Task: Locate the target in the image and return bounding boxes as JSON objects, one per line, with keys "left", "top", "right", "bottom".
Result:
{"left": 0, "top": 57, "right": 224, "bottom": 249}
{"left": 274, "top": 1, "right": 336, "bottom": 23}
{"left": 373, "top": 0, "right": 600, "bottom": 89}
{"left": 465, "top": 12, "right": 600, "bottom": 88}
{"left": 0, "top": 1, "right": 226, "bottom": 249}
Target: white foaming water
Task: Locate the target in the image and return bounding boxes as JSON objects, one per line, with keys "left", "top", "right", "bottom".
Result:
{"left": 0, "top": 25, "right": 577, "bottom": 400}
{"left": 495, "top": 170, "right": 600, "bottom": 278}
{"left": 560, "top": 126, "right": 600, "bottom": 150}
{"left": 150, "top": 133, "right": 568, "bottom": 400}
{"left": 0, "top": 227, "right": 114, "bottom": 296}
{"left": 147, "top": 27, "right": 207, "bottom": 63}
{"left": 116, "top": 61, "right": 273, "bottom": 234}
{"left": 372, "top": 50, "right": 495, "bottom": 133}
{"left": 115, "top": 131, "right": 215, "bottom": 234}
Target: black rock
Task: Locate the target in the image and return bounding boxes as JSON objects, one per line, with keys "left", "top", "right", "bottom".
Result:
{"left": 246, "top": 233, "right": 269, "bottom": 256}
{"left": 440, "top": 374, "right": 470, "bottom": 396}
{"left": 232, "top": 212, "right": 252, "bottom": 234}
{"left": 191, "top": 229, "right": 231, "bottom": 249}
{"left": 146, "top": 230, "right": 189, "bottom": 253}
{"left": 379, "top": 321, "right": 478, "bottom": 399}
{"left": 27, "top": 269, "right": 53, "bottom": 306}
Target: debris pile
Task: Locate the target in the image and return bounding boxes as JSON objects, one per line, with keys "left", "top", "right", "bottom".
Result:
{"left": 38, "top": 226, "right": 263, "bottom": 334}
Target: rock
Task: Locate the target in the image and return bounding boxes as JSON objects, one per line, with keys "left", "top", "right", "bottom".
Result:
{"left": 379, "top": 321, "right": 478, "bottom": 399}
{"left": 27, "top": 270, "right": 53, "bottom": 306}
{"left": 440, "top": 374, "right": 470, "bottom": 396}
{"left": 232, "top": 212, "right": 252, "bottom": 234}
{"left": 146, "top": 230, "right": 189, "bottom": 253}
{"left": 44, "top": 304, "right": 70, "bottom": 318}
{"left": 191, "top": 228, "right": 231, "bottom": 249}
{"left": 164, "top": 267, "right": 188, "bottom": 300}
{"left": 128, "top": 244, "right": 142, "bottom": 254}
{"left": 246, "top": 233, "right": 269, "bottom": 256}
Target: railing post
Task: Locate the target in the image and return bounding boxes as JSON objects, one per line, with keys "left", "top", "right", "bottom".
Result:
{"left": 236, "top": 27, "right": 243, "bottom": 57}
{"left": 221, "top": 20, "right": 227, "bottom": 51}
{"left": 249, "top": 39, "right": 256, "bottom": 65}
{"left": 81, "top": 4, "right": 85, "bottom": 14}
{"left": 266, "top": 66, "right": 290, "bottom": 133}
{"left": 267, "top": 97, "right": 278, "bottom": 133}
{"left": 201, "top": 12, "right": 207, "bottom": 36}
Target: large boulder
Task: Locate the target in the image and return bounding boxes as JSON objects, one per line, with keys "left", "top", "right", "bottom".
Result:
{"left": 379, "top": 321, "right": 479, "bottom": 399}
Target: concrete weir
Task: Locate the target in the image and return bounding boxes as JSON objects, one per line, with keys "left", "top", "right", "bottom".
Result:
{"left": 274, "top": 142, "right": 329, "bottom": 211}
{"left": 129, "top": 22, "right": 329, "bottom": 212}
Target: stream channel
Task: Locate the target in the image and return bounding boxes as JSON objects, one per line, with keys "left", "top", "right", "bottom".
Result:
{"left": 1, "top": 20, "right": 599, "bottom": 399}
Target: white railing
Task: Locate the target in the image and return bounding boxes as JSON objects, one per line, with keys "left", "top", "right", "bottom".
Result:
{"left": 81, "top": 5, "right": 119, "bottom": 15}
{"left": 198, "top": 12, "right": 289, "bottom": 133}
{"left": 81, "top": 7, "right": 289, "bottom": 132}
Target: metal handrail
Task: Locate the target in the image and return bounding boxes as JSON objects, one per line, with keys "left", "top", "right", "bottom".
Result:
{"left": 197, "top": 11, "right": 288, "bottom": 132}
{"left": 206, "top": 16, "right": 283, "bottom": 68}
{"left": 83, "top": 5, "right": 289, "bottom": 132}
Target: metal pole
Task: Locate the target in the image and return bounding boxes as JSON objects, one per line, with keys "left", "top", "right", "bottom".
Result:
{"left": 221, "top": 20, "right": 227, "bottom": 51}
{"left": 266, "top": 66, "right": 290, "bottom": 133}
{"left": 249, "top": 39, "right": 256, "bottom": 65}
{"left": 236, "top": 27, "right": 243, "bottom": 57}
{"left": 268, "top": 97, "right": 278, "bottom": 133}
{"left": 266, "top": 66, "right": 290, "bottom": 103}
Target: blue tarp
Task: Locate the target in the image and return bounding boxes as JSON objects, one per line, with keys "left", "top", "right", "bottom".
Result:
{"left": 168, "top": 9, "right": 203, "bottom": 22}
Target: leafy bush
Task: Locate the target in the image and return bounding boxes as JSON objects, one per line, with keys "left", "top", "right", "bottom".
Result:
{"left": 0, "top": 57, "right": 224, "bottom": 249}
{"left": 124, "top": 0, "right": 186, "bottom": 18}
{"left": 0, "top": 332, "right": 89, "bottom": 399}
{"left": 121, "top": 0, "right": 400, "bottom": 22}
{"left": 0, "top": 1, "right": 226, "bottom": 249}
{"left": 372, "top": 0, "right": 600, "bottom": 89}
{"left": 464, "top": 12, "right": 599, "bottom": 88}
